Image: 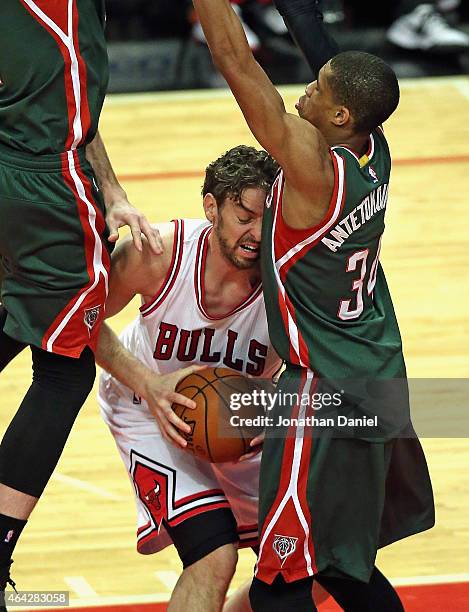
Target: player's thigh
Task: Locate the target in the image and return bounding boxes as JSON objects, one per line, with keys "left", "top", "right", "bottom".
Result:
{"left": 0, "top": 154, "right": 110, "bottom": 354}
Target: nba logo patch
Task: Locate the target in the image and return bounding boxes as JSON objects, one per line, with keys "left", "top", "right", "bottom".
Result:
{"left": 368, "top": 165, "right": 379, "bottom": 184}
{"left": 84, "top": 305, "right": 101, "bottom": 334}
{"left": 272, "top": 534, "right": 298, "bottom": 567}
{"left": 4, "top": 530, "right": 14, "bottom": 543}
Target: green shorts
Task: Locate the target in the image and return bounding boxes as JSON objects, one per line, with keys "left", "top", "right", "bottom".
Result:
{"left": 255, "top": 366, "right": 435, "bottom": 585}
{"left": 0, "top": 145, "right": 111, "bottom": 357}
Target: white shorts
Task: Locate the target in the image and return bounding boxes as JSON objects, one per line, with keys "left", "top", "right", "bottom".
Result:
{"left": 98, "top": 371, "right": 260, "bottom": 555}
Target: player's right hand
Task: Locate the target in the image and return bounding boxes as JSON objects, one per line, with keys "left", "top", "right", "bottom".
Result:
{"left": 143, "top": 364, "right": 205, "bottom": 449}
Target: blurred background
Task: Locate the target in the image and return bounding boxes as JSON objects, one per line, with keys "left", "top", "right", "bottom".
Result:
{"left": 104, "top": 0, "right": 469, "bottom": 93}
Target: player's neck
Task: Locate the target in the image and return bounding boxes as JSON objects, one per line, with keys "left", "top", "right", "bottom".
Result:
{"left": 328, "top": 130, "right": 370, "bottom": 157}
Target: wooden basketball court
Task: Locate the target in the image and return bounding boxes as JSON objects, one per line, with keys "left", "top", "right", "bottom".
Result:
{"left": 0, "top": 75, "right": 468, "bottom": 609}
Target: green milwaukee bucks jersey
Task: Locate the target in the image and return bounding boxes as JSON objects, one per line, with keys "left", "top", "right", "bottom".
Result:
{"left": 261, "top": 128, "right": 406, "bottom": 382}
{"left": 0, "top": 0, "right": 108, "bottom": 155}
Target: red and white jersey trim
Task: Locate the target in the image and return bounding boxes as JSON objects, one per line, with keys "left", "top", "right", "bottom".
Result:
{"left": 21, "top": 0, "right": 89, "bottom": 150}
{"left": 331, "top": 132, "right": 376, "bottom": 165}
{"left": 140, "top": 220, "right": 185, "bottom": 316}
{"left": 269, "top": 153, "right": 345, "bottom": 367}
{"left": 273, "top": 152, "right": 346, "bottom": 274}
{"left": 194, "top": 226, "right": 263, "bottom": 320}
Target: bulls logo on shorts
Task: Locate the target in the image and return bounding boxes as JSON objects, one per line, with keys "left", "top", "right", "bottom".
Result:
{"left": 273, "top": 534, "right": 298, "bottom": 567}
{"left": 133, "top": 462, "right": 168, "bottom": 527}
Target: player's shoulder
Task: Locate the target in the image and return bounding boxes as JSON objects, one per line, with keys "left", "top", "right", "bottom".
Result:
{"left": 179, "top": 218, "right": 212, "bottom": 244}
{"left": 281, "top": 112, "right": 333, "bottom": 192}
{"left": 110, "top": 221, "right": 177, "bottom": 290}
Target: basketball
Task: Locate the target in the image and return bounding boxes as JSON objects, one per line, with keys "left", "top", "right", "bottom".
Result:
{"left": 172, "top": 367, "right": 272, "bottom": 463}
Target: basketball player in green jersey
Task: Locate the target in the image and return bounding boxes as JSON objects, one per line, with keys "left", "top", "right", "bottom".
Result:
{"left": 193, "top": 0, "right": 435, "bottom": 610}
{"left": 0, "top": 0, "right": 161, "bottom": 595}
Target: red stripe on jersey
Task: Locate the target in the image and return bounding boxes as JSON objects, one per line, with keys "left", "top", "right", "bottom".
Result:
{"left": 20, "top": 0, "right": 77, "bottom": 150}
{"left": 25, "top": 0, "right": 69, "bottom": 31}
{"left": 276, "top": 286, "right": 300, "bottom": 365}
{"left": 71, "top": 1, "right": 91, "bottom": 147}
{"left": 140, "top": 220, "right": 185, "bottom": 316}
{"left": 284, "top": 291, "right": 310, "bottom": 367}
{"left": 275, "top": 152, "right": 346, "bottom": 284}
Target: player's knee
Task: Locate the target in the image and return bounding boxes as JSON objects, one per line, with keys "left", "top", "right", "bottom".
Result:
{"left": 188, "top": 544, "right": 238, "bottom": 591}
{"left": 31, "top": 345, "right": 96, "bottom": 407}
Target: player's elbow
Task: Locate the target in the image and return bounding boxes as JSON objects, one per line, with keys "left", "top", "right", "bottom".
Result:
{"left": 212, "top": 46, "right": 248, "bottom": 76}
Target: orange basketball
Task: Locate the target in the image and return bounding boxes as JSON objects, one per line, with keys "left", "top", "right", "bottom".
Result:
{"left": 172, "top": 367, "right": 272, "bottom": 463}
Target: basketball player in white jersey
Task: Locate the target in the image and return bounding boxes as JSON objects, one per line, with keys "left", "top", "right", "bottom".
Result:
{"left": 96, "top": 146, "right": 281, "bottom": 611}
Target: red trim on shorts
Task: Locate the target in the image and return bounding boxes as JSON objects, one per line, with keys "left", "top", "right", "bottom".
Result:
{"left": 137, "top": 520, "right": 152, "bottom": 536}
{"left": 174, "top": 487, "right": 225, "bottom": 508}
{"left": 168, "top": 500, "right": 231, "bottom": 528}
{"left": 41, "top": 152, "right": 108, "bottom": 356}
{"left": 140, "top": 220, "right": 184, "bottom": 316}
{"left": 136, "top": 526, "right": 159, "bottom": 551}
{"left": 256, "top": 371, "right": 318, "bottom": 584}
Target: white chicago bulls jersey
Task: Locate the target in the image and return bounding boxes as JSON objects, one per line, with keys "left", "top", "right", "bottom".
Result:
{"left": 119, "top": 218, "right": 280, "bottom": 380}
{"left": 99, "top": 219, "right": 280, "bottom": 555}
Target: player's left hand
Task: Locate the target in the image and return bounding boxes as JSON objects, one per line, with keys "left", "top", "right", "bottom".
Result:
{"left": 106, "top": 197, "right": 163, "bottom": 255}
{"left": 238, "top": 431, "right": 264, "bottom": 462}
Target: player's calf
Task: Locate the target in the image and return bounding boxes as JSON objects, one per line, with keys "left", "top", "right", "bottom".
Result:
{"left": 168, "top": 543, "right": 238, "bottom": 612}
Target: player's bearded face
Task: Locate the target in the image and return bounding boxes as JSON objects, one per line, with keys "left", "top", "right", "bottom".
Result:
{"left": 214, "top": 188, "right": 265, "bottom": 270}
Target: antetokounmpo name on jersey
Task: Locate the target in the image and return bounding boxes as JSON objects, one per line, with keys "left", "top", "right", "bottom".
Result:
{"left": 153, "top": 322, "right": 268, "bottom": 375}
{"left": 322, "top": 183, "right": 389, "bottom": 252}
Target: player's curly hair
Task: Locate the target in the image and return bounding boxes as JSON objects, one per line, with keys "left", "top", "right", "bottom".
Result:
{"left": 328, "top": 51, "right": 400, "bottom": 134}
{"left": 202, "top": 145, "right": 279, "bottom": 206}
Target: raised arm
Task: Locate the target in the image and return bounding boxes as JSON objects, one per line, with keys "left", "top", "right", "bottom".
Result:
{"left": 86, "top": 131, "right": 162, "bottom": 254}
{"left": 273, "top": 0, "right": 339, "bottom": 77}
{"left": 192, "top": 0, "right": 331, "bottom": 199}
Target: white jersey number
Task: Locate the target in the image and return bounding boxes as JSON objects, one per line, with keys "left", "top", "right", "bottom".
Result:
{"left": 338, "top": 240, "right": 381, "bottom": 321}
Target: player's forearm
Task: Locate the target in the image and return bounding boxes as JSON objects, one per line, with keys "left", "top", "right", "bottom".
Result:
{"left": 193, "top": 0, "right": 251, "bottom": 72}
{"left": 273, "top": 0, "right": 339, "bottom": 77}
{"left": 95, "top": 322, "right": 153, "bottom": 398}
{"left": 86, "top": 131, "right": 127, "bottom": 211}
